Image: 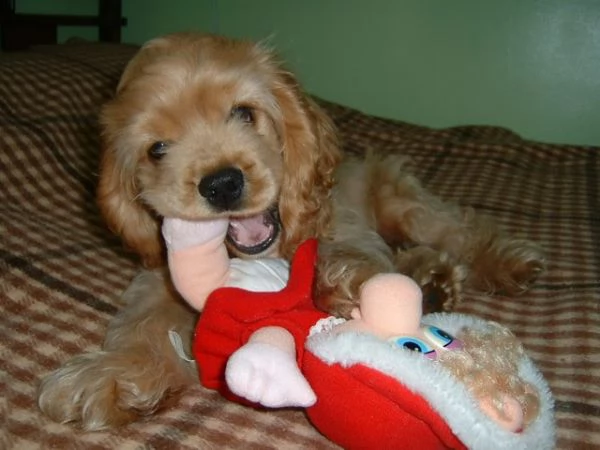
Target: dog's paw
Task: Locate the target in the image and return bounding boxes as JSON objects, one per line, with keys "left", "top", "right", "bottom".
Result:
{"left": 471, "top": 239, "right": 546, "bottom": 295}
{"left": 405, "top": 252, "right": 468, "bottom": 313}
{"left": 498, "top": 240, "right": 545, "bottom": 294}
{"left": 38, "top": 351, "right": 168, "bottom": 430}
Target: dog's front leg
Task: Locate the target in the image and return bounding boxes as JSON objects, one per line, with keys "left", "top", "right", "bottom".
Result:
{"left": 314, "top": 229, "right": 397, "bottom": 318}
{"left": 38, "top": 269, "right": 197, "bottom": 430}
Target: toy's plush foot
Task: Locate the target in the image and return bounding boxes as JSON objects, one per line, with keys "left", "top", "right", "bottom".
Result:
{"left": 225, "top": 342, "right": 316, "bottom": 408}
{"left": 162, "top": 217, "right": 229, "bottom": 251}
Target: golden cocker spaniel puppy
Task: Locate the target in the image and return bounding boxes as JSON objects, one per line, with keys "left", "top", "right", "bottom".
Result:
{"left": 38, "top": 33, "right": 544, "bottom": 430}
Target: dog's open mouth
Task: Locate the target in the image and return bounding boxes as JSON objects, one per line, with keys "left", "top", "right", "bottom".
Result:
{"left": 226, "top": 207, "right": 280, "bottom": 255}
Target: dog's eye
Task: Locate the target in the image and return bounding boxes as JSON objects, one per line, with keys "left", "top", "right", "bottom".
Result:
{"left": 230, "top": 105, "right": 255, "bottom": 124}
{"left": 148, "top": 141, "right": 169, "bottom": 160}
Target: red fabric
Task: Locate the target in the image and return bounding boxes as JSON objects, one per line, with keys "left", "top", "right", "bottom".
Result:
{"left": 192, "top": 239, "right": 326, "bottom": 403}
{"left": 192, "top": 238, "right": 466, "bottom": 448}
{"left": 304, "top": 353, "right": 466, "bottom": 450}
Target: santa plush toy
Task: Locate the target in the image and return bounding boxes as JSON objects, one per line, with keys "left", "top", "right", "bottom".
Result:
{"left": 162, "top": 217, "right": 555, "bottom": 450}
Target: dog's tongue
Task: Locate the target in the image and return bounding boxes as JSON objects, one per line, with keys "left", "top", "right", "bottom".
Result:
{"left": 227, "top": 211, "right": 278, "bottom": 254}
{"left": 228, "top": 214, "right": 272, "bottom": 246}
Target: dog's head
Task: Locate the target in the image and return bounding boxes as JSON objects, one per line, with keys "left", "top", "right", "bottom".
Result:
{"left": 98, "top": 33, "right": 341, "bottom": 267}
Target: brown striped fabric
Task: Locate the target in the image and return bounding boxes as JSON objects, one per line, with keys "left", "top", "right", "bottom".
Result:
{"left": 1, "top": 42, "right": 598, "bottom": 449}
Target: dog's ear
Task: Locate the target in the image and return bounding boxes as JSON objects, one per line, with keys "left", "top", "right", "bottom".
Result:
{"left": 97, "top": 100, "right": 164, "bottom": 269}
{"left": 271, "top": 71, "right": 342, "bottom": 259}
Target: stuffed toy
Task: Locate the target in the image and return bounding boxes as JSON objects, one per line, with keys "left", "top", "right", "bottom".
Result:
{"left": 162, "top": 218, "right": 555, "bottom": 450}
{"left": 162, "top": 217, "right": 322, "bottom": 407}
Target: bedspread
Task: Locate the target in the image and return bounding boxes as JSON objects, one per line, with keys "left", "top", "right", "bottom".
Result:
{"left": 1, "top": 42, "right": 598, "bottom": 449}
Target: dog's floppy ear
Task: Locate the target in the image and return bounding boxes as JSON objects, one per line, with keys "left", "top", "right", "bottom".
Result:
{"left": 97, "top": 48, "right": 165, "bottom": 268}
{"left": 97, "top": 137, "right": 164, "bottom": 268}
{"left": 271, "top": 71, "right": 342, "bottom": 259}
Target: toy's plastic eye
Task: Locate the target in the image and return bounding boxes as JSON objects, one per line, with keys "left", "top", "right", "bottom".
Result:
{"left": 424, "top": 326, "right": 462, "bottom": 350}
{"left": 393, "top": 336, "right": 434, "bottom": 355}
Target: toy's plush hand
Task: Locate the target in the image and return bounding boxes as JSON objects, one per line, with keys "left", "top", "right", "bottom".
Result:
{"left": 226, "top": 342, "right": 316, "bottom": 408}
{"left": 225, "top": 326, "right": 316, "bottom": 408}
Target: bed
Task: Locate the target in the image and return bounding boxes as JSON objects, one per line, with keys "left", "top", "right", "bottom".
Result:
{"left": 1, "top": 7, "right": 598, "bottom": 450}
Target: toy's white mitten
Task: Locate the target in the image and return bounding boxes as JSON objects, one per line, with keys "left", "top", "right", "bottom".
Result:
{"left": 162, "top": 217, "right": 230, "bottom": 311}
{"left": 225, "top": 342, "right": 316, "bottom": 408}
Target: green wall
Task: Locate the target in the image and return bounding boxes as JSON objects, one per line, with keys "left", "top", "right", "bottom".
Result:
{"left": 18, "top": 1, "right": 600, "bottom": 146}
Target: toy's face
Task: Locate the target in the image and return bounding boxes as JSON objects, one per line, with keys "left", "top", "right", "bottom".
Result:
{"left": 389, "top": 325, "right": 463, "bottom": 360}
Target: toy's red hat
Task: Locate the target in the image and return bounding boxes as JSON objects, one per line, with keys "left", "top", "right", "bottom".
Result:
{"left": 304, "top": 352, "right": 465, "bottom": 450}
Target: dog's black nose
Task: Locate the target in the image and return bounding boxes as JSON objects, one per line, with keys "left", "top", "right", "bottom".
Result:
{"left": 198, "top": 167, "right": 244, "bottom": 210}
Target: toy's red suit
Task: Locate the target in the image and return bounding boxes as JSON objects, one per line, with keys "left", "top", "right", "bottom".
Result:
{"left": 192, "top": 239, "right": 326, "bottom": 404}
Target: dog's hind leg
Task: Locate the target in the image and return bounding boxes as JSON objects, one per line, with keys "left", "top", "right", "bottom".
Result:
{"left": 369, "top": 154, "right": 544, "bottom": 300}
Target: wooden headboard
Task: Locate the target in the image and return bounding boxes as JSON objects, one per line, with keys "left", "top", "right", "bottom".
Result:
{"left": 0, "top": 0, "right": 127, "bottom": 51}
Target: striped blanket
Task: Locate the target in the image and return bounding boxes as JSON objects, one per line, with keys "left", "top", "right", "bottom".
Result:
{"left": 1, "top": 42, "right": 598, "bottom": 449}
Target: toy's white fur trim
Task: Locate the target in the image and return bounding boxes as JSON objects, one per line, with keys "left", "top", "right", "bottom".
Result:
{"left": 306, "top": 313, "right": 555, "bottom": 450}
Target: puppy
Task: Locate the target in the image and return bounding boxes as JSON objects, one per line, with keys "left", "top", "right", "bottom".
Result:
{"left": 38, "top": 33, "right": 544, "bottom": 430}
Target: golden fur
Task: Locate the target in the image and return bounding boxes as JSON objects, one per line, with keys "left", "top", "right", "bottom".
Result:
{"left": 38, "top": 33, "right": 544, "bottom": 430}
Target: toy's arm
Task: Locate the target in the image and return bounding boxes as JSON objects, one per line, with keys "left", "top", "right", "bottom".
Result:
{"left": 225, "top": 326, "right": 316, "bottom": 408}
{"left": 162, "top": 217, "right": 231, "bottom": 311}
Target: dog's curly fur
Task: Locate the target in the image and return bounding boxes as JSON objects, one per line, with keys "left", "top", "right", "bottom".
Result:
{"left": 38, "top": 33, "right": 544, "bottom": 430}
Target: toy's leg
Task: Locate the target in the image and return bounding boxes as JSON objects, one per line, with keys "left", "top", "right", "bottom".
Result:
{"left": 162, "top": 218, "right": 230, "bottom": 310}
{"left": 225, "top": 326, "right": 316, "bottom": 408}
